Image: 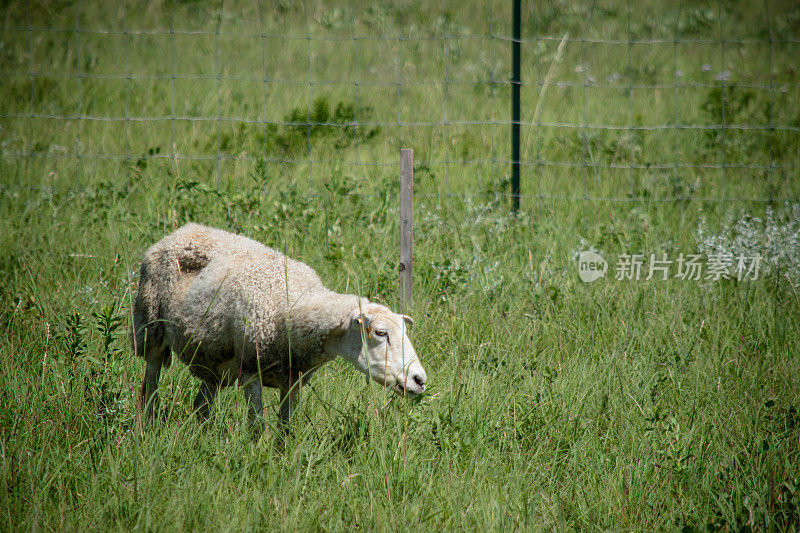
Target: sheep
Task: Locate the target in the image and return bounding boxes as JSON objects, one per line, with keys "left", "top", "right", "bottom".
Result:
{"left": 132, "top": 223, "right": 427, "bottom": 424}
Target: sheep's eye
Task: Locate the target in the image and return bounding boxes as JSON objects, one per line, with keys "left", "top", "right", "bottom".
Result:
{"left": 373, "top": 329, "right": 388, "bottom": 338}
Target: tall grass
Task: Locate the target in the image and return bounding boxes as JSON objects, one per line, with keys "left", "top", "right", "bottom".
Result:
{"left": 0, "top": 0, "right": 798, "bottom": 530}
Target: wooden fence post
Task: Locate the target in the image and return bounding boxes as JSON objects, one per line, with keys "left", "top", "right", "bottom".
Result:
{"left": 400, "top": 149, "right": 413, "bottom": 311}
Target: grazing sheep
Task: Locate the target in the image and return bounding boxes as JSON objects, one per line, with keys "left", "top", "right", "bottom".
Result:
{"left": 132, "top": 223, "right": 427, "bottom": 423}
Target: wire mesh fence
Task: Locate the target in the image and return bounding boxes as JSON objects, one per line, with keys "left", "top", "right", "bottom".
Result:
{"left": 1, "top": 0, "right": 799, "bottom": 203}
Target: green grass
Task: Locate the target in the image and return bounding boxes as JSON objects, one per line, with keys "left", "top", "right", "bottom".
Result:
{"left": 1, "top": 0, "right": 799, "bottom": 530}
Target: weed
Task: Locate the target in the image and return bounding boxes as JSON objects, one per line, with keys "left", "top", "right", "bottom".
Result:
{"left": 696, "top": 203, "right": 800, "bottom": 288}
{"left": 57, "top": 311, "right": 87, "bottom": 391}
{"left": 428, "top": 255, "right": 504, "bottom": 302}
{"left": 267, "top": 97, "right": 381, "bottom": 156}
{"left": 92, "top": 304, "right": 124, "bottom": 361}
{"left": 90, "top": 304, "right": 127, "bottom": 429}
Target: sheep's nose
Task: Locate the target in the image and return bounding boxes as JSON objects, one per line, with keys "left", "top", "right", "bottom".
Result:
{"left": 412, "top": 373, "right": 426, "bottom": 390}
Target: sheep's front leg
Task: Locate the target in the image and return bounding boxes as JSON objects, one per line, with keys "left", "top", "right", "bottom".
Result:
{"left": 278, "top": 385, "right": 299, "bottom": 424}
{"left": 279, "top": 372, "right": 315, "bottom": 424}
{"left": 241, "top": 375, "right": 264, "bottom": 423}
{"left": 193, "top": 381, "right": 217, "bottom": 422}
{"left": 140, "top": 346, "right": 165, "bottom": 422}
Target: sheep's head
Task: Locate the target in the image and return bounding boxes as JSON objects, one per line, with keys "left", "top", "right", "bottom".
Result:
{"left": 325, "top": 303, "right": 427, "bottom": 397}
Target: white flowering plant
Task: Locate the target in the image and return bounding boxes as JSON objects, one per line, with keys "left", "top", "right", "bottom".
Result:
{"left": 696, "top": 203, "right": 800, "bottom": 288}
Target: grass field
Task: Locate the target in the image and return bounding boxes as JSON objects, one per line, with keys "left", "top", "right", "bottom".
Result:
{"left": 1, "top": 0, "right": 799, "bottom": 530}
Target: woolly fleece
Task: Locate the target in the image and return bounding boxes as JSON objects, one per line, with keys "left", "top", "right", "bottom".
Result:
{"left": 132, "top": 223, "right": 368, "bottom": 390}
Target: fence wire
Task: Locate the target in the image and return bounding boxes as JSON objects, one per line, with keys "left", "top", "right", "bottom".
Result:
{"left": 0, "top": 0, "right": 798, "bottom": 203}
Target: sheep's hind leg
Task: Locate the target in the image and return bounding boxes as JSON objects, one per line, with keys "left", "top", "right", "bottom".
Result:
{"left": 241, "top": 375, "right": 264, "bottom": 424}
{"left": 193, "top": 381, "right": 217, "bottom": 422}
{"left": 140, "top": 345, "right": 166, "bottom": 423}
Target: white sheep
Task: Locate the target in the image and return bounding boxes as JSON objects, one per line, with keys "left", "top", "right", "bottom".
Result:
{"left": 132, "top": 223, "right": 427, "bottom": 423}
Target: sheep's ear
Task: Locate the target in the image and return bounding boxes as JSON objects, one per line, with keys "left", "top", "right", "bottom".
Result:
{"left": 401, "top": 315, "right": 414, "bottom": 327}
